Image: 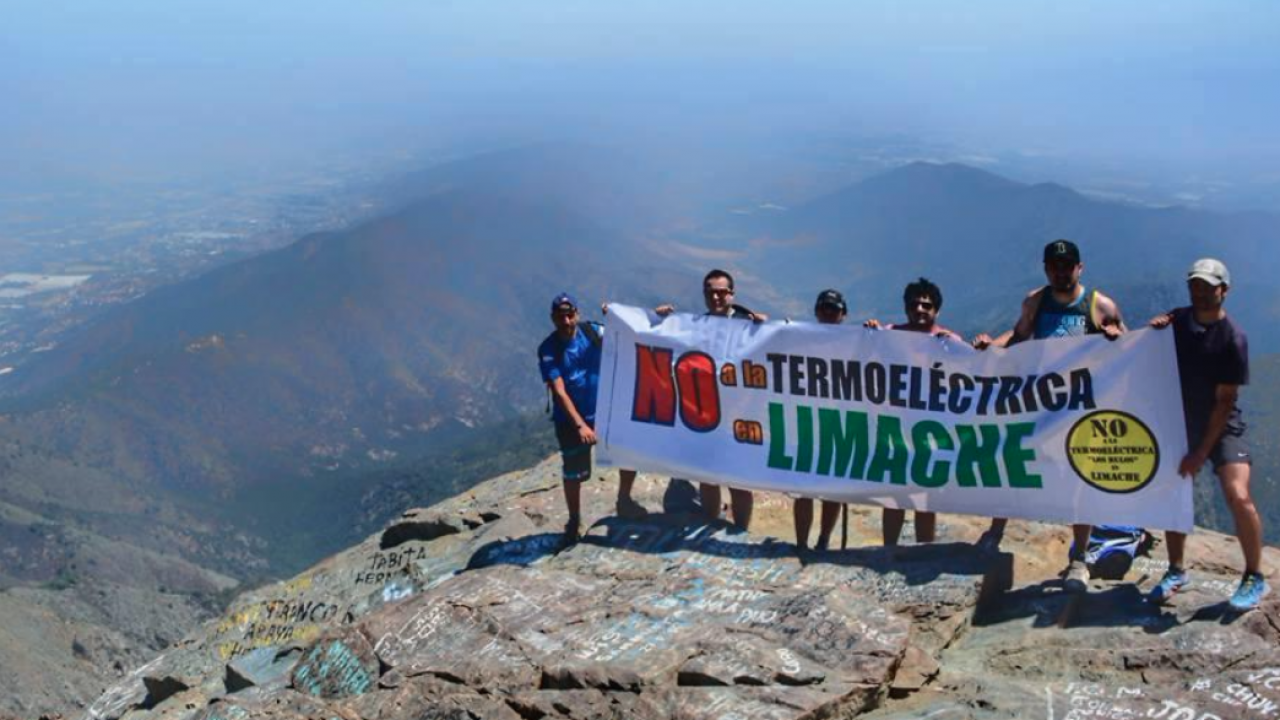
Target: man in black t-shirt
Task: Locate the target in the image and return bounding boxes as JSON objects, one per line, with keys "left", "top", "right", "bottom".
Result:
{"left": 1147, "top": 258, "right": 1269, "bottom": 611}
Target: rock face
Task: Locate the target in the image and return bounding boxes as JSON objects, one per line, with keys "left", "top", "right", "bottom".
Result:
{"left": 79, "top": 458, "right": 1279, "bottom": 720}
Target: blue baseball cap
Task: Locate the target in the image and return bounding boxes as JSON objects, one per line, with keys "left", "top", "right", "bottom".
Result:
{"left": 550, "top": 292, "right": 578, "bottom": 313}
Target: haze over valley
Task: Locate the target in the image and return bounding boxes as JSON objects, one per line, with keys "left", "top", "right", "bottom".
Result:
{"left": 3, "top": 2, "right": 1280, "bottom": 716}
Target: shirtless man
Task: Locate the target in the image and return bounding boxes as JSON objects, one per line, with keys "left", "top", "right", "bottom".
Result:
{"left": 865, "top": 277, "right": 959, "bottom": 546}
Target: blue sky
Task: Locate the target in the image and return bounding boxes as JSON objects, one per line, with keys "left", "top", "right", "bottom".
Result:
{"left": 3, "top": 1, "right": 1279, "bottom": 197}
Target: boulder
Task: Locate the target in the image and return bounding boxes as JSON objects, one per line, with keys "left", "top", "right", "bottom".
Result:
{"left": 82, "top": 460, "right": 1278, "bottom": 720}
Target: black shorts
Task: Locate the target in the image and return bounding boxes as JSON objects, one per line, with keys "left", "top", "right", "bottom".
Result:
{"left": 1208, "top": 420, "right": 1251, "bottom": 470}
{"left": 555, "top": 421, "right": 593, "bottom": 482}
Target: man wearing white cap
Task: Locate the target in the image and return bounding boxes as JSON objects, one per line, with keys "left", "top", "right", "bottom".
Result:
{"left": 1147, "top": 258, "right": 1269, "bottom": 610}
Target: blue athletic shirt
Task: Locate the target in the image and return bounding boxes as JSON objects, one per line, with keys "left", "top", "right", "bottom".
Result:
{"left": 1033, "top": 285, "right": 1098, "bottom": 339}
{"left": 538, "top": 322, "right": 603, "bottom": 425}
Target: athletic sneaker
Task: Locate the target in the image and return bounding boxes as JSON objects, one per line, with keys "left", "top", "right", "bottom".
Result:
{"left": 1063, "top": 557, "right": 1090, "bottom": 594}
{"left": 1146, "top": 567, "right": 1189, "bottom": 605}
{"left": 1228, "top": 572, "right": 1271, "bottom": 611}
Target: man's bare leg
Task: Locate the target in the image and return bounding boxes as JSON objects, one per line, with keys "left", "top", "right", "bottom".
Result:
{"left": 1064, "top": 523, "right": 1093, "bottom": 592}
{"left": 561, "top": 478, "right": 583, "bottom": 545}
{"left": 1164, "top": 530, "right": 1187, "bottom": 569}
{"left": 978, "top": 517, "right": 1008, "bottom": 549}
{"left": 916, "top": 511, "right": 937, "bottom": 543}
{"left": 699, "top": 483, "right": 722, "bottom": 522}
{"left": 616, "top": 469, "right": 647, "bottom": 519}
{"left": 883, "top": 508, "right": 905, "bottom": 546}
{"left": 817, "top": 501, "right": 840, "bottom": 549}
{"left": 794, "top": 498, "right": 814, "bottom": 549}
{"left": 1072, "top": 524, "right": 1092, "bottom": 556}
{"left": 563, "top": 479, "right": 582, "bottom": 519}
{"left": 618, "top": 469, "right": 636, "bottom": 502}
{"left": 730, "top": 489, "right": 753, "bottom": 531}
{"left": 1219, "top": 463, "right": 1263, "bottom": 574}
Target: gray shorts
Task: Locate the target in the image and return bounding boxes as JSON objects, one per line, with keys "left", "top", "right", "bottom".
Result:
{"left": 1208, "top": 422, "right": 1250, "bottom": 469}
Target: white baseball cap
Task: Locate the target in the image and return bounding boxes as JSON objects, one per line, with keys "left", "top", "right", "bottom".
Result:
{"left": 1187, "top": 258, "right": 1231, "bottom": 287}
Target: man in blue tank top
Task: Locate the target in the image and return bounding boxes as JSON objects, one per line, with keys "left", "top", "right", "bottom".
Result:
{"left": 973, "top": 240, "right": 1126, "bottom": 593}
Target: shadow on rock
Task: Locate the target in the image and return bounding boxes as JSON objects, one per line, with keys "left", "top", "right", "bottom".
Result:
{"left": 465, "top": 532, "right": 563, "bottom": 571}
{"left": 583, "top": 515, "right": 1002, "bottom": 592}
{"left": 661, "top": 478, "right": 703, "bottom": 515}
{"left": 806, "top": 541, "right": 1006, "bottom": 588}
{"left": 974, "top": 580, "right": 1186, "bottom": 633}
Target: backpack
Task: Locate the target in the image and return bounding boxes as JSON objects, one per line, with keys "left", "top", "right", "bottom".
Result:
{"left": 1072, "top": 525, "right": 1153, "bottom": 580}
{"left": 544, "top": 321, "right": 603, "bottom": 415}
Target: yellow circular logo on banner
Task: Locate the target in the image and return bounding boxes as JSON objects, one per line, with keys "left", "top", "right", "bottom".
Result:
{"left": 1066, "top": 410, "right": 1160, "bottom": 494}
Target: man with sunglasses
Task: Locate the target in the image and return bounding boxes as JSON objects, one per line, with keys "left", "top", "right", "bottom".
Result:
{"left": 656, "top": 269, "right": 766, "bottom": 530}
{"left": 539, "top": 292, "right": 642, "bottom": 547}
{"left": 864, "top": 278, "right": 960, "bottom": 546}
{"left": 972, "top": 240, "right": 1126, "bottom": 592}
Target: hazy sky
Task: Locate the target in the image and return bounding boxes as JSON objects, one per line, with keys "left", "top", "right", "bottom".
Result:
{"left": 4, "top": 1, "right": 1280, "bottom": 198}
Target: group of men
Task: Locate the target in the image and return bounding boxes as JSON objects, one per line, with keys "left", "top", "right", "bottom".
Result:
{"left": 537, "top": 240, "right": 1269, "bottom": 611}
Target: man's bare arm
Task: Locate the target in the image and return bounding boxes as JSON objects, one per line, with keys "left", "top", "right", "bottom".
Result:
{"left": 974, "top": 294, "right": 1036, "bottom": 350}
{"left": 548, "top": 377, "right": 597, "bottom": 444}
{"left": 1008, "top": 292, "right": 1039, "bottom": 345}
{"left": 1095, "top": 292, "right": 1127, "bottom": 339}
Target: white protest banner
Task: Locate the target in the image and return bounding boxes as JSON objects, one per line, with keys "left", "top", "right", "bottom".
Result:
{"left": 596, "top": 304, "right": 1192, "bottom": 532}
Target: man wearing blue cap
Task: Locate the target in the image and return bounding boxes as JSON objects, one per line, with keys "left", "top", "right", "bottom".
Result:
{"left": 1146, "top": 258, "right": 1269, "bottom": 611}
{"left": 538, "top": 292, "right": 642, "bottom": 546}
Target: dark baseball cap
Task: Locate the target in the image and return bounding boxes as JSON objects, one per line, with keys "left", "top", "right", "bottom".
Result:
{"left": 550, "top": 292, "right": 578, "bottom": 313}
{"left": 814, "top": 289, "right": 847, "bottom": 312}
{"left": 1043, "top": 239, "right": 1081, "bottom": 264}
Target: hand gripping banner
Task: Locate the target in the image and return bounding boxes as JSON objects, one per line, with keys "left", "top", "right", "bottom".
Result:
{"left": 596, "top": 304, "right": 1193, "bottom": 532}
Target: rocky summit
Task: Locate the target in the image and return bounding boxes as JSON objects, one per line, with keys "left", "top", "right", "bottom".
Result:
{"left": 74, "top": 458, "right": 1279, "bottom": 720}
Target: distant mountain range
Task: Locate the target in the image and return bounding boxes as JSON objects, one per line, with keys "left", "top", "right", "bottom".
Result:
{"left": 1, "top": 149, "right": 1277, "bottom": 571}
{"left": 755, "top": 161, "right": 1280, "bottom": 346}
{"left": 2, "top": 144, "right": 1278, "bottom": 718}
{"left": 0, "top": 146, "right": 701, "bottom": 578}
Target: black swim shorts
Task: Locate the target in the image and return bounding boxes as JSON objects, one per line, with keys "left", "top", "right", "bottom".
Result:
{"left": 555, "top": 421, "right": 594, "bottom": 482}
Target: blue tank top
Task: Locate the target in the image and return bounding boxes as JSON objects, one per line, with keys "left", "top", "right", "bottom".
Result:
{"left": 1033, "top": 285, "right": 1098, "bottom": 339}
